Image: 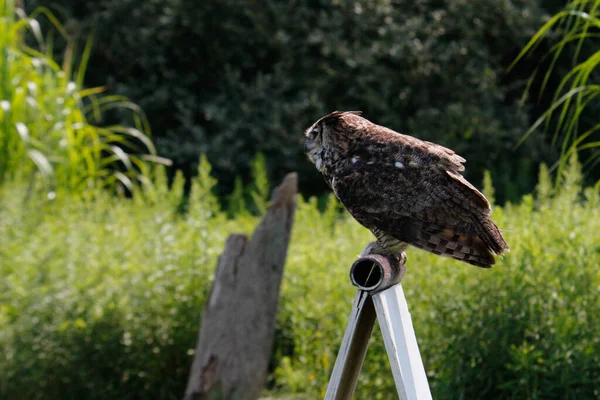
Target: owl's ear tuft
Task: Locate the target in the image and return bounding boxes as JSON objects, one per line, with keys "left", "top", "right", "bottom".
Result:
{"left": 328, "top": 110, "right": 362, "bottom": 117}
{"left": 318, "top": 110, "right": 363, "bottom": 126}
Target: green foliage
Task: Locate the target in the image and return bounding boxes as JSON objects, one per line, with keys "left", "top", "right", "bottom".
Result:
{"left": 187, "top": 155, "right": 222, "bottom": 226}
{"left": 250, "top": 152, "right": 270, "bottom": 215}
{"left": 482, "top": 170, "right": 495, "bottom": 206}
{"left": 1, "top": 157, "right": 600, "bottom": 399}
{"left": 512, "top": 0, "right": 600, "bottom": 182}
{"left": 536, "top": 162, "right": 554, "bottom": 203}
{"left": 0, "top": 0, "right": 167, "bottom": 195}
{"left": 26, "top": 0, "right": 562, "bottom": 202}
{"left": 227, "top": 176, "right": 246, "bottom": 217}
{"left": 225, "top": 153, "right": 270, "bottom": 217}
{"left": 559, "top": 151, "right": 584, "bottom": 204}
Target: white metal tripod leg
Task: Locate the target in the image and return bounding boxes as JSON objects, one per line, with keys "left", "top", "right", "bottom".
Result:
{"left": 372, "top": 284, "right": 432, "bottom": 400}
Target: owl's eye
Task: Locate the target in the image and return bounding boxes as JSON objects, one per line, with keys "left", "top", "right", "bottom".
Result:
{"left": 311, "top": 126, "right": 320, "bottom": 137}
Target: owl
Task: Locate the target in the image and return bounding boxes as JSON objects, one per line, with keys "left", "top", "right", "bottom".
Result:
{"left": 304, "top": 111, "right": 509, "bottom": 268}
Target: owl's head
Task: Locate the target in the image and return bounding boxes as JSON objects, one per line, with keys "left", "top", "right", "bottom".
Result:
{"left": 304, "top": 111, "right": 365, "bottom": 170}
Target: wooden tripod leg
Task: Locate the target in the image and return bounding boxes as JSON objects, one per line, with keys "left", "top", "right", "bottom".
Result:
{"left": 324, "top": 290, "right": 376, "bottom": 400}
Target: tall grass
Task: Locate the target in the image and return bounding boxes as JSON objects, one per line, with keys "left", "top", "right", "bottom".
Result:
{"left": 511, "top": 0, "right": 599, "bottom": 183}
{"left": 0, "top": 0, "right": 168, "bottom": 196}
{"left": 1, "top": 155, "right": 599, "bottom": 399}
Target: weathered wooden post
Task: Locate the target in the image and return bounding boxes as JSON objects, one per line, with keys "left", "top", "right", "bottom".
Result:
{"left": 184, "top": 173, "right": 298, "bottom": 400}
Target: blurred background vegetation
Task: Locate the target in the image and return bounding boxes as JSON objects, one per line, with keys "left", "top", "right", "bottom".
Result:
{"left": 22, "top": 0, "right": 599, "bottom": 202}
{"left": 3, "top": 155, "right": 600, "bottom": 400}
{"left": 2, "top": 0, "right": 599, "bottom": 399}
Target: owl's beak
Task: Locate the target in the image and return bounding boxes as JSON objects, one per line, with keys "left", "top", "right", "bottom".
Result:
{"left": 303, "top": 140, "right": 312, "bottom": 154}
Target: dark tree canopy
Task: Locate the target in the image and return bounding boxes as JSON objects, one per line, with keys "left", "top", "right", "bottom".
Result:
{"left": 27, "top": 0, "right": 567, "bottom": 202}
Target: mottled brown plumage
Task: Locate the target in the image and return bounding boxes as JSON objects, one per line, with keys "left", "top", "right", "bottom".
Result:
{"left": 304, "top": 111, "right": 509, "bottom": 268}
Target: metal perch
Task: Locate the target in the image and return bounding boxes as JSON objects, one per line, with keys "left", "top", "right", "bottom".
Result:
{"left": 324, "top": 244, "right": 432, "bottom": 400}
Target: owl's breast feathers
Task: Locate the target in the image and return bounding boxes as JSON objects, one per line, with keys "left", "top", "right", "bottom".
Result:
{"left": 322, "top": 125, "right": 508, "bottom": 268}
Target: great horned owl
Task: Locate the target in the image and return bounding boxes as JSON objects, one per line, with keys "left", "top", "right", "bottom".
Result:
{"left": 304, "top": 111, "right": 509, "bottom": 267}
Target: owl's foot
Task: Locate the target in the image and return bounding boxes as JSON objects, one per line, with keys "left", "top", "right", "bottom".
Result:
{"left": 360, "top": 241, "right": 407, "bottom": 266}
{"left": 354, "top": 242, "right": 407, "bottom": 289}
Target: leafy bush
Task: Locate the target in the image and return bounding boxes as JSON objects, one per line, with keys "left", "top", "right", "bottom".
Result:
{"left": 0, "top": 0, "right": 167, "bottom": 195}
{"left": 512, "top": 0, "right": 600, "bottom": 181}
{"left": 1, "top": 155, "right": 599, "bottom": 399}
{"left": 26, "top": 0, "right": 562, "bottom": 202}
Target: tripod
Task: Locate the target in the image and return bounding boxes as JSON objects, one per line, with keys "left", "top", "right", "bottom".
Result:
{"left": 324, "top": 249, "right": 432, "bottom": 400}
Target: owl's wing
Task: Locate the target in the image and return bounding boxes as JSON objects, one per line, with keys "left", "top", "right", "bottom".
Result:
{"left": 328, "top": 140, "right": 508, "bottom": 267}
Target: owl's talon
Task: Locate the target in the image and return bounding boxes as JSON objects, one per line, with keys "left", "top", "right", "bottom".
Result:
{"left": 398, "top": 252, "right": 407, "bottom": 266}
{"left": 360, "top": 242, "right": 406, "bottom": 267}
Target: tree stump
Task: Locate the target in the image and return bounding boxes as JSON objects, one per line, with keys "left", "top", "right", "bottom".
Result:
{"left": 184, "top": 173, "right": 298, "bottom": 400}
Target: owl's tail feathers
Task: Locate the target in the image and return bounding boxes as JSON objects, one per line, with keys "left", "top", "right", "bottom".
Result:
{"left": 412, "top": 226, "right": 505, "bottom": 268}
{"left": 412, "top": 230, "right": 492, "bottom": 267}
{"left": 473, "top": 216, "right": 510, "bottom": 256}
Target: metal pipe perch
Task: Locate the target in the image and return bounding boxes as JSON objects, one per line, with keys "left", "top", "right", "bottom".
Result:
{"left": 324, "top": 243, "right": 432, "bottom": 400}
